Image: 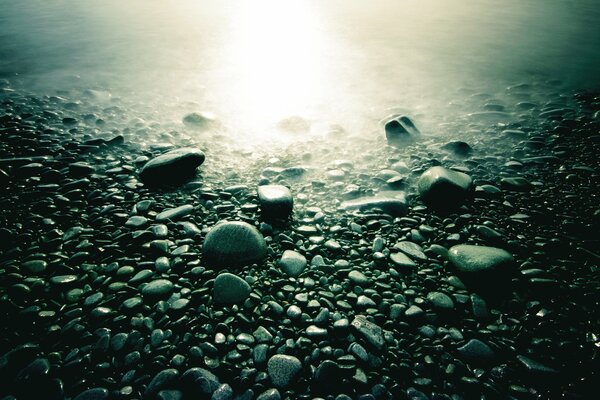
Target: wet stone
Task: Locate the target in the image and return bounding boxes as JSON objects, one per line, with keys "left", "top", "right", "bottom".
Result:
{"left": 155, "top": 204, "right": 194, "bottom": 222}
{"left": 351, "top": 315, "right": 385, "bottom": 350}
{"left": 203, "top": 221, "right": 267, "bottom": 267}
{"left": 21, "top": 259, "right": 47, "bottom": 274}
{"left": 427, "top": 291, "right": 454, "bottom": 311}
{"left": 457, "top": 339, "right": 496, "bottom": 366}
{"left": 213, "top": 272, "right": 251, "bottom": 304}
{"left": 258, "top": 184, "right": 293, "bottom": 218}
{"left": 267, "top": 354, "right": 303, "bottom": 388}
{"left": 278, "top": 250, "right": 307, "bottom": 277}
{"left": 448, "top": 244, "right": 515, "bottom": 289}
{"left": 417, "top": 166, "right": 473, "bottom": 209}
{"left": 142, "top": 279, "right": 174, "bottom": 297}
{"left": 340, "top": 193, "right": 408, "bottom": 216}
{"left": 139, "top": 147, "right": 205, "bottom": 186}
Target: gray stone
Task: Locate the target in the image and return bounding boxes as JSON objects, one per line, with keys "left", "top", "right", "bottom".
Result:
{"left": 156, "top": 204, "right": 194, "bottom": 222}
{"left": 417, "top": 167, "right": 473, "bottom": 208}
{"left": 341, "top": 193, "right": 408, "bottom": 216}
{"left": 258, "top": 185, "right": 293, "bottom": 217}
{"left": 427, "top": 291, "right": 454, "bottom": 310}
{"left": 256, "top": 389, "right": 281, "bottom": 400}
{"left": 383, "top": 115, "right": 420, "bottom": 142}
{"left": 142, "top": 279, "right": 174, "bottom": 297}
{"left": 203, "top": 221, "right": 267, "bottom": 267}
{"left": 457, "top": 339, "right": 496, "bottom": 365}
{"left": 448, "top": 244, "right": 515, "bottom": 287}
{"left": 213, "top": 273, "right": 251, "bottom": 304}
{"left": 139, "top": 147, "right": 205, "bottom": 186}
{"left": 278, "top": 250, "right": 307, "bottom": 277}
{"left": 144, "top": 369, "right": 180, "bottom": 398}
{"left": 351, "top": 315, "right": 385, "bottom": 350}
{"left": 267, "top": 354, "right": 303, "bottom": 388}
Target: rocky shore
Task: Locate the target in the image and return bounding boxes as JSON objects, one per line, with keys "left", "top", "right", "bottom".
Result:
{"left": 0, "top": 82, "right": 599, "bottom": 400}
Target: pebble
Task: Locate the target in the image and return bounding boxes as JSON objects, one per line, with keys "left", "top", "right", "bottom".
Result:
{"left": 257, "top": 184, "right": 293, "bottom": 218}
{"left": 457, "top": 339, "right": 496, "bottom": 365}
{"left": 155, "top": 204, "right": 194, "bottom": 222}
{"left": 142, "top": 279, "right": 174, "bottom": 297}
{"left": 267, "top": 354, "right": 303, "bottom": 388}
{"left": 139, "top": 147, "right": 205, "bottom": 186}
{"left": 417, "top": 166, "right": 473, "bottom": 209}
{"left": 213, "top": 273, "right": 251, "bottom": 304}
{"left": 340, "top": 194, "right": 408, "bottom": 216}
{"left": 203, "top": 221, "right": 267, "bottom": 267}
{"left": 448, "top": 244, "right": 515, "bottom": 288}
{"left": 278, "top": 250, "right": 307, "bottom": 277}
{"left": 351, "top": 315, "right": 385, "bottom": 350}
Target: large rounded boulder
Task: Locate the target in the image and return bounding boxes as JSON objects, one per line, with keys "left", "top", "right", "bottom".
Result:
{"left": 203, "top": 221, "right": 267, "bottom": 267}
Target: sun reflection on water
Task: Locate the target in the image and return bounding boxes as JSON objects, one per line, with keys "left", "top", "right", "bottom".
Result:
{"left": 219, "top": 0, "right": 328, "bottom": 137}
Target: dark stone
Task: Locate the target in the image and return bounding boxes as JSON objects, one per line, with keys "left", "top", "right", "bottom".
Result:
{"left": 203, "top": 221, "right": 267, "bottom": 267}
{"left": 139, "top": 147, "right": 205, "bottom": 186}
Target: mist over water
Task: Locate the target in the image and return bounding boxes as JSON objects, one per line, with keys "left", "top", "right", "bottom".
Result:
{"left": 1, "top": 0, "right": 599, "bottom": 143}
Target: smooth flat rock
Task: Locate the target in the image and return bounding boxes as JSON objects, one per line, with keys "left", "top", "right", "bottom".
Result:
{"left": 390, "top": 252, "right": 417, "bottom": 269}
{"left": 258, "top": 185, "right": 293, "bottom": 218}
{"left": 278, "top": 250, "right": 307, "bottom": 277}
{"left": 213, "top": 273, "right": 251, "bottom": 304}
{"left": 267, "top": 354, "right": 303, "bottom": 388}
{"left": 448, "top": 244, "right": 515, "bottom": 289}
{"left": 139, "top": 147, "right": 205, "bottom": 186}
{"left": 142, "top": 279, "right": 174, "bottom": 297}
{"left": 341, "top": 192, "right": 408, "bottom": 217}
{"left": 203, "top": 221, "right": 267, "bottom": 267}
{"left": 417, "top": 166, "right": 473, "bottom": 209}
{"left": 156, "top": 204, "right": 194, "bottom": 222}
{"left": 351, "top": 315, "right": 385, "bottom": 350}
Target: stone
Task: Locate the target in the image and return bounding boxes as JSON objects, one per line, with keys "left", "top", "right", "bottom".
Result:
{"left": 139, "top": 147, "right": 205, "bottom": 186}
{"left": 500, "top": 177, "right": 531, "bottom": 192}
{"left": 448, "top": 245, "right": 515, "bottom": 289}
{"left": 427, "top": 291, "right": 454, "bottom": 310}
{"left": 390, "top": 252, "right": 417, "bottom": 269}
{"left": 21, "top": 260, "right": 47, "bottom": 274}
{"left": 258, "top": 185, "right": 293, "bottom": 218}
{"left": 278, "top": 250, "right": 307, "bottom": 277}
{"left": 203, "top": 221, "right": 267, "bottom": 267}
{"left": 417, "top": 167, "right": 473, "bottom": 209}
{"left": 516, "top": 355, "right": 558, "bottom": 376}
{"left": 351, "top": 315, "right": 385, "bottom": 350}
{"left": 457, "top": 339, "right": 496, "bottom": 365}
{"left": 267, "top": 354, "right": 303, "bottom": 388}
{"left": 155, "top": 204, "right": 194, "bottom": 222}
{"left": 441, "top": 141, "right": 473, "bottom": 156}
{"left": 182, "top": 367, "right": 220, "bottom": 397}
{"left": 256, "top": 389, "right": 281, "bottom": 400}
{"left": 142, "top": 279, "right": 174, "bottom": 297}
{"left": 73, "top": 388, "right": 109, "bottom": 400}
{"left": 394, "top": 241, "right": 427, "bottom": 261}
{"left": 183, "top": 111, "right": 220, "bottom": 130}
{"left": 144, "top": 369, "right": 180, "bottom": 398}
{"left": 348, "top": 270, "right": 370, "bottom": 285}
{"left": 383, "top": 115, "right": 420, "bottom": 143}
{"left": 213, "top": 273, "right": 251, "bottom": 304}
{"left": 340, "top": 193, "right": 408, "bottom": 217}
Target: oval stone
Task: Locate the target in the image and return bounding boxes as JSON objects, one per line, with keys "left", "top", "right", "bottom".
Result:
{"left": 139, "top": 147, "right": 205, "bottom": 186}
{"left": 203, "top": 221, "right": 267, "bottom": 267}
